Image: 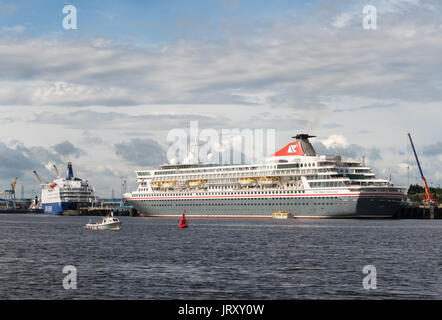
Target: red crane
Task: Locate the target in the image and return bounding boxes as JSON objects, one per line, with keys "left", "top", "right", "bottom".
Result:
{"left": 408, "top": 133, "right": 434, "bottom": 204}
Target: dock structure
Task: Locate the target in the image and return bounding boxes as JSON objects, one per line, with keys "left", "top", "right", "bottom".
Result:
{"left": 0, "top": 198, "right": 33, "bottom": 213}
{"left": 65, "top": 199, "right": 137, "bottom": 216}
{"left": 67, "top": 200, "right": 438, "bottom": 218}
{"left": 396, "top": 204, "right": 441, "bottom": 219}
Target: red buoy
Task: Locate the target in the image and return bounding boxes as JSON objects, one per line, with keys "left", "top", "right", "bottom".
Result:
{"left": 178, "top": 210, "right": 188, "bottom": 228}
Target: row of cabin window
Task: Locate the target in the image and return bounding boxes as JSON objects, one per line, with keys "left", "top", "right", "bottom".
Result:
{"left": 137, "top": 190, "right": 307, "bottom": 197}
{"left": 139, "top": 196, "right": 340, "bottom": 202}
{"left": 150, "top": 202, "right": 337, "bottom": 207}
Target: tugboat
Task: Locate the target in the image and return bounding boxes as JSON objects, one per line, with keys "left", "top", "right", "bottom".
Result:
{"left": 86, "top": 212, "right": 121, "bottom": 231}
{"left": 28, "top": 195, "right": 43, "bottom": 213}
{"left": 178, "top": 210, "right": 188, "bottom": 228}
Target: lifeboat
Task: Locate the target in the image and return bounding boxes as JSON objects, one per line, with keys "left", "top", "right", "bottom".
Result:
{"left": 151, "top": 182, "right": 162, "bottom": 189}
{"left": 188, "top": 180, "right": 206, "bottom": 187}
{"left": 49, "top": 183, "right": 57, "bottom": 188}
{"left": 177, "top": 180, "right": 187, "bottom": 186}
{"left": 258, "top": 176, "right": 279, "bottom": 186}
{"left": 162, "top": 181, "right": 176, "bottom": 189}
{"left": 239, "top": 178, "right": 256, "bottom": 186}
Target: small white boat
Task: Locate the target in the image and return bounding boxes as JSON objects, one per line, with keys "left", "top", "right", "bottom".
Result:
{"left": 86, "top": 212, "right": 121, "bottom": 230}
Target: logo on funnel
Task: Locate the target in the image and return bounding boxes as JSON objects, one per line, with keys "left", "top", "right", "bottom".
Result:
{"left": 288, "top": 144, "right": 298, "bottom": 153}
{"left": 271, "top": 142, "right": 304, "bottom": 156}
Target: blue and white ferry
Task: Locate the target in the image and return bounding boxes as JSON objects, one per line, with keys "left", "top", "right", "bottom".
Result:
{"left": 37, "top": 162, "right": 95, "bottom": 215}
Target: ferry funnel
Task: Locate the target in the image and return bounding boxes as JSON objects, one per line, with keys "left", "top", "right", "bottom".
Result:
{"left": 293, "top": 134, "right": 317, "bottom": 156}
{"left": 66, "top": 162, "right": 74, "bottom": 179}
{"left": 271, "top": 134, "right": 317, "bottom": 157}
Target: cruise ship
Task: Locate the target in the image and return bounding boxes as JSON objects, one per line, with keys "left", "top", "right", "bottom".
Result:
{"left": 125, "top": 134, "right": 406, "bottom": 218}
{"left": 35, "top": 162, "right": 96, "bottom": 215}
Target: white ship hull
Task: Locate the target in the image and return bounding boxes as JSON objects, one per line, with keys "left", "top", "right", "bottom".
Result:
{"left": 127, "top": 189, "right": 404, "bottom": 218}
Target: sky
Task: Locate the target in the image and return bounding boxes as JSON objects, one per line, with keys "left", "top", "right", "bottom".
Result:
{"left": 0, "top": 0, "right": 441, "bottom": 198}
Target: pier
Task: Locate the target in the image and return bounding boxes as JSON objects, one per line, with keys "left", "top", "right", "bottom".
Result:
{"left": 64, "top": 200, "right": 137, "bottom": 217}
{"left": 395, "top": 204, "right": 441, "bottom": 219}
{"left": 0, "top": 198, "right": 33, "bottom": 214}
{"left": 2, "top": 198, "right": 441, "bottom": 219}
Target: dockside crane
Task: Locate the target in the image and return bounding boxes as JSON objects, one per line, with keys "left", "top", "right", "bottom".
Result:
{"left": 52, "top": 163, "right": 61, "bottom": 178}
{"left": 408, "top": 133, "right": 434, "bottom": 204}
{"left": 0, "top": 177, "right": 18, "bottom": 209}
{"left": 33, "top": 171, "right": 47, "bottom": 185}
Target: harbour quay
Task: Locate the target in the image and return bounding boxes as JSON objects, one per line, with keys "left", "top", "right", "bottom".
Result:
{"left": 64, "top": 199, "right": 137, "bottom": 217}
{"left": 395, "top": 204, "right": 442, "bottom": 219}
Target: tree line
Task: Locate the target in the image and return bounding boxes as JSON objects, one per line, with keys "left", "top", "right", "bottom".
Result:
{"left": 407, "top": 184, "right": 442, "bottom": 203}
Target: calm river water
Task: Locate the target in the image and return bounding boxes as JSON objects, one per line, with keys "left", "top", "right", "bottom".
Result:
{"left": 0, "top": 214, "right": 441, "bottom": 299}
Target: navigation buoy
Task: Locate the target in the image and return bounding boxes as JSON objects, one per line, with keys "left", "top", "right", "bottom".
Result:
{"left": 178, "top": 210, "right": 188, "bottom": 228}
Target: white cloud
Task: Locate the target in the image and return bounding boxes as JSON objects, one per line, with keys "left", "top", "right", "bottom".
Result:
{"left": 389, "top": 24, "right": 417, "bottom": 38}
{"left": 2, "top": 25, "right": 25, "bottom": 33}
{"left": 332, "top": 12, "right": 354, "bottom": 28}
{"left": 31, "top": 81, "right": 134, "bottom": 106}
{"left": 1, "top": 4, "right": 441, "bottom": 109}
{"left": 0, "top": 0, "right": 441, "bottom": 194}
{"left": 320, "top": 135, "right": 350, "bottom": 149}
